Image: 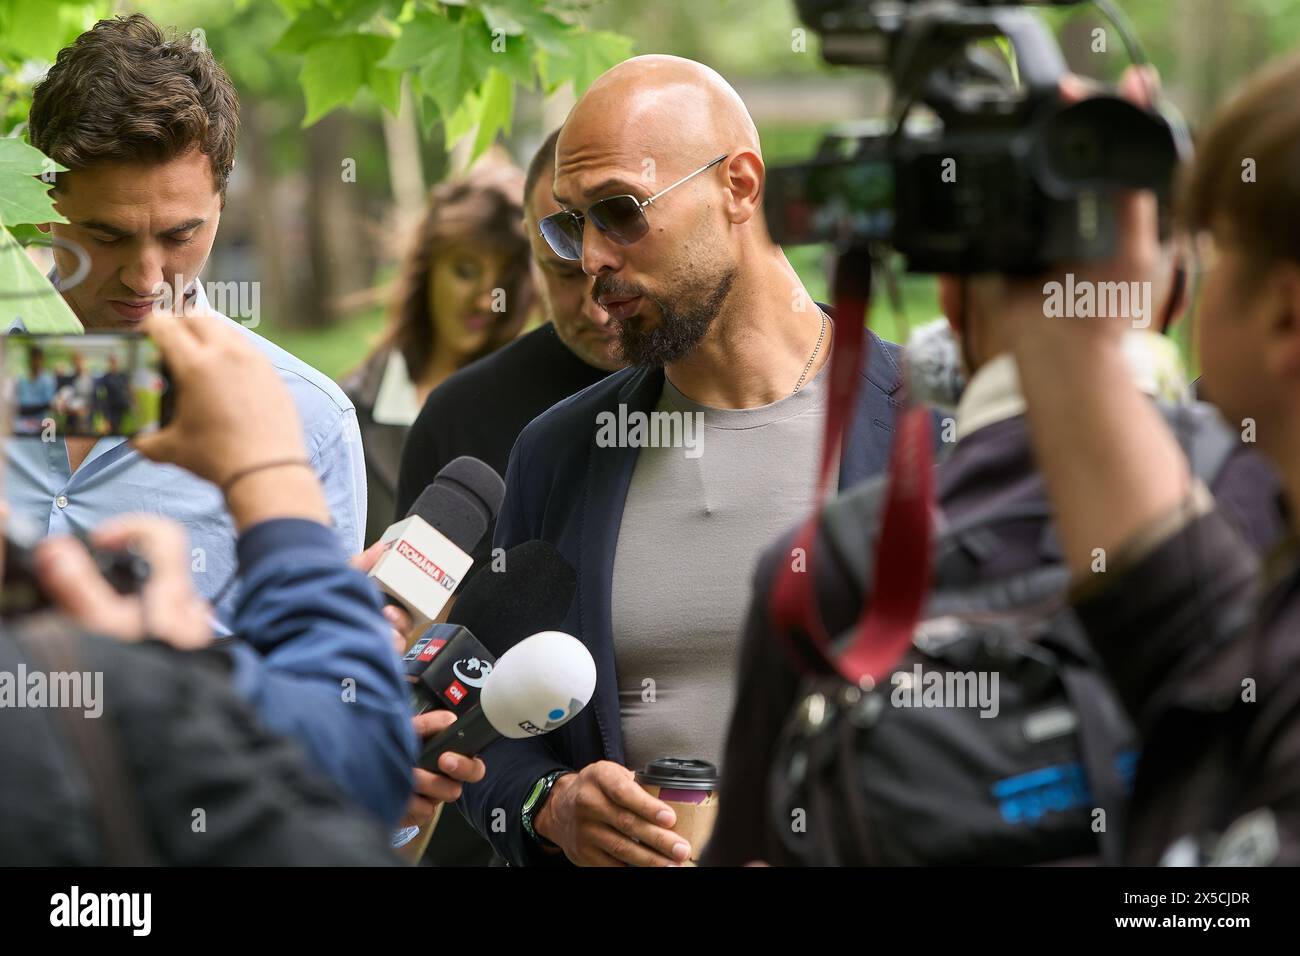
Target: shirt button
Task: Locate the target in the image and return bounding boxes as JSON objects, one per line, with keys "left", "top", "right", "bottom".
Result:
{"left": 55, "top": 495, "right": 69, "bottom": 509}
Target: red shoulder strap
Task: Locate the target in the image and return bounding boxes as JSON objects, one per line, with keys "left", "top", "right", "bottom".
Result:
{"left": 769, "top": 247, "right": 935, "bottom": 687}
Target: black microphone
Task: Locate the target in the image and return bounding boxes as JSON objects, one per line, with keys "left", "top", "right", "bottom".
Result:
{"left": 368, "top": 457, "right": 504, "bottom": 625}
{"left": 446, "top": 539, "right": 578, "bottom": 657}
{"left": 401, "top": 541, "right": 577, "bottom": 714}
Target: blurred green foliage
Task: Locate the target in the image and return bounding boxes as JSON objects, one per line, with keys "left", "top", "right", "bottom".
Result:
{"left": 269, "top": 0, "right": 633, "bottom": 162}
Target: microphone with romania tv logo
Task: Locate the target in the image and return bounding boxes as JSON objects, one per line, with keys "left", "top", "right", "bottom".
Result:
{"left": 367, "top": 456, "right": 504, "bottom": 626}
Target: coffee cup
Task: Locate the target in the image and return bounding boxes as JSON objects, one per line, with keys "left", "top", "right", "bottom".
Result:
{"left": 634, "top": 757, "right": 720, "bottom": 864}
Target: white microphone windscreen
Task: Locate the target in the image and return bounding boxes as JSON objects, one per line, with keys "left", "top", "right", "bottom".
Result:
{"left": 480, "top": 631, "right": 596, "bottom": 740}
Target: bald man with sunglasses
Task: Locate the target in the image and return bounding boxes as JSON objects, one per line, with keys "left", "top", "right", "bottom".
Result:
{"left": 455, "top": 55, "right": 906, "bottom": 867}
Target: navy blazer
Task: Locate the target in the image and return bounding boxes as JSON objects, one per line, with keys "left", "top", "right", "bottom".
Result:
{"left": 457, "top": 326, "right": 905, "bottom": 865}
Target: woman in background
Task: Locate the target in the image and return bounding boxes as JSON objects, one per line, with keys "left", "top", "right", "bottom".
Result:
{"left": 344, "top": 165, "right": 533, "bottom": 545}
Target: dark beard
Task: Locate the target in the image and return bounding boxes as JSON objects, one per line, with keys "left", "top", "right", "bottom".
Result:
{"left": 601, "top": 269, "right": 737, "bottom": 367}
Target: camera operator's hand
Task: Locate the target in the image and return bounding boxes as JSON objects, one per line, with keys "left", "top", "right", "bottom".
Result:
{"left": 999, "top": 66, "right": 1166, "bottom": 347}
{"left": 134, "top": 312, "right": 329, "bottom": 532}
{"left": 402, "top": 710, "right": 487, "bottom": 827}
{"left": 34, "top": 516, "right": 213, "bottom": 649}
{"left": 1006, "top": 64, "right": 1193, "bottom": 579}
{"left": 534, "top": 760, "right": 690, "bottom": 866}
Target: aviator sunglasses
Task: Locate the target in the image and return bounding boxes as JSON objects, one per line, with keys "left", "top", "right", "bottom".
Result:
{"left": 538, "top": 153, "right": 728, "bottom": 261}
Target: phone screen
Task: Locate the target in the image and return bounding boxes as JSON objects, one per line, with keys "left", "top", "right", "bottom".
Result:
{"left": 2, "top": 333, "right": 171, "bottom": 438}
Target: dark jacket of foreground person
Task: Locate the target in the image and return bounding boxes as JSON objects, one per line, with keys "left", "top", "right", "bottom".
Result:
{"left": 0, "top": 620, "right": 398, "bottom": 865}
{"left": 1069, "top": 505, "right": 1300, "bottom": 865}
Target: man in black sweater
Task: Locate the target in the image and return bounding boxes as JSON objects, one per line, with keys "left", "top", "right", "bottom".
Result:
{"left": 394, "top": 129, "right": 621, "bottom": 865}
{"left": 395, "top": 128, "right": 622, "bottom": 519}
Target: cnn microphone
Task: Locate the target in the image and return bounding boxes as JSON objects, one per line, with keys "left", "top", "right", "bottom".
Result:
{"left": 403, "top": 623, "right": 494, "bottom": 715}
{"left": 418, "top": 631, "right": 596, "bottom": 769}
{"left": 369, "top": 456, "right": 504, "bottom": 624}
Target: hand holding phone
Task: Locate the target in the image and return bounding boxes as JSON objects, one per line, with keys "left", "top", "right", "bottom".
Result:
{"left": 2, "top": 332, "right": 172, "bottom": 438}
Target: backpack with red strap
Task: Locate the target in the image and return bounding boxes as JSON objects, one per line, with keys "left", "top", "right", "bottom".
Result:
{"left": 765, "top": 246, "right": 1234, "bottom": 865}
{"left": 766, "top": 400, "right": 1234, "bottom": 866}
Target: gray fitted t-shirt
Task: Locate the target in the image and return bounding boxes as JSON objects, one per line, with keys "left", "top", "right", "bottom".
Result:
{"left": 612, "top": 364, "right": 834, "bottom": 774}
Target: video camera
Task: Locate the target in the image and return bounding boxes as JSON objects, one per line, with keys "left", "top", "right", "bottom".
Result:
{"left": 764, "top": 0, "right": 1188, "bottom": 274}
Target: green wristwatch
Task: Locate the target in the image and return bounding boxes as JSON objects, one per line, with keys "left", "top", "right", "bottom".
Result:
{"left": 522, "top": 770, "right": 568, "bottom": 848}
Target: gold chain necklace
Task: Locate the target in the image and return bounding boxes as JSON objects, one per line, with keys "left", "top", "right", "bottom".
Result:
{"left": 793, "top": 311, "right": 828, "bottom": 394}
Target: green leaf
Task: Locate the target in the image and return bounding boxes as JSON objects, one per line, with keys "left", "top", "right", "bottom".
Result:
{"left": 299, "top": 34, "right": 394, "bottom": 126}
{"left": 406, "top": 13, "right": 495, "bottom": 122}
{"left": 378, "top": 8, "right": 453, "bottom": 71}
{"left": 560, "top": 30, "right": 634, "bottom": 96}
{"left": 5, "top": 223, "right": 44, "bottom": 245}
{"left": 481, "top": 0, "right": 573, "bottom": 55}
{"left": 479, "top": 3, "right": 527, "bottom": 36}
{"left": 0, "top": 216, "right": 83, "bottom": 333}
{"left": 409, "top": 73, "right": 443, "bottom": 138}
{"left": 0, "top": 138, "right": 64, "bottom": 176}
{"left": 325, "top": 0, "right": 391, "bottom": 21}
{"left": 0, "top": 139, "right": 66, "bottom": 228}
{"left": 368, "top": 65, "right": 403, "bottom": 115}
{"left": 471, "top": 66, "right": 514, "bottom": 159}
{"left": 535, "top": 46, "right": 564, "bottom": 95}
{"left": 274, "top": 0, "right": 394, "bottom": 53}
{"left": 481, "top": 27, "right": 535, "bottom": 91}
{"left": 273, "top": 4, "right": 341, "bottom": 54}
{"left": 443, "top": 88, "right": 482, "bottom": 146}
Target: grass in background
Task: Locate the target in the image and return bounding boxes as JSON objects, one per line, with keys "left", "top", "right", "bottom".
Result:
{"left": 256, "top": 305, "right": 388, "bottom": 382}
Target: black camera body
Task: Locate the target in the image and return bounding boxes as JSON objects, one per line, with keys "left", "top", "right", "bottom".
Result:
{"left": 765, "top": 0, "right": 1186, "bottom": 274}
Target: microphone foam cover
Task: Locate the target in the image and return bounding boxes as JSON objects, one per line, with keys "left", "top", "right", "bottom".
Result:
{"left": 480, "top": 631, "right": 595, "bottom": 739}
{"left": 406, "top": 458, "right": 504, "bottom": 555}
{"left": 437, "top": 457, "right": 506, "bottom": 520}
{"left": 446, "top": 540, "right": 577, "bottom": 658}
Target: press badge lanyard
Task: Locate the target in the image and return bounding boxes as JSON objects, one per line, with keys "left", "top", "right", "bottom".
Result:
{"left": 769, "top": 243, "right": 935, "bottom": 687}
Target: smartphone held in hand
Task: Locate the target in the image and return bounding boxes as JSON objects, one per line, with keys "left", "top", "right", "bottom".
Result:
{"left": 1, "top": 332, "right": 173, "bottom": 439}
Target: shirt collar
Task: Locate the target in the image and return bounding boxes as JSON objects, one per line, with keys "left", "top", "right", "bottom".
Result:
{"left": 955, "top": 330, "right": 1189, "bottom": 441}
{"left": 371, "top": 349, "right": 421, "bottom": 426}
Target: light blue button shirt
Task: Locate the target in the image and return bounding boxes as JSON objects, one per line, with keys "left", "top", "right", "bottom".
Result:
{"left": 4, "top": 284, "right": 368, "bottom": 630}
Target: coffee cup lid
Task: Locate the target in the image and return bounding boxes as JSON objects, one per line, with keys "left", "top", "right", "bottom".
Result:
{"left": 635, "top": 757, "right": 719, "bottom": 790}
